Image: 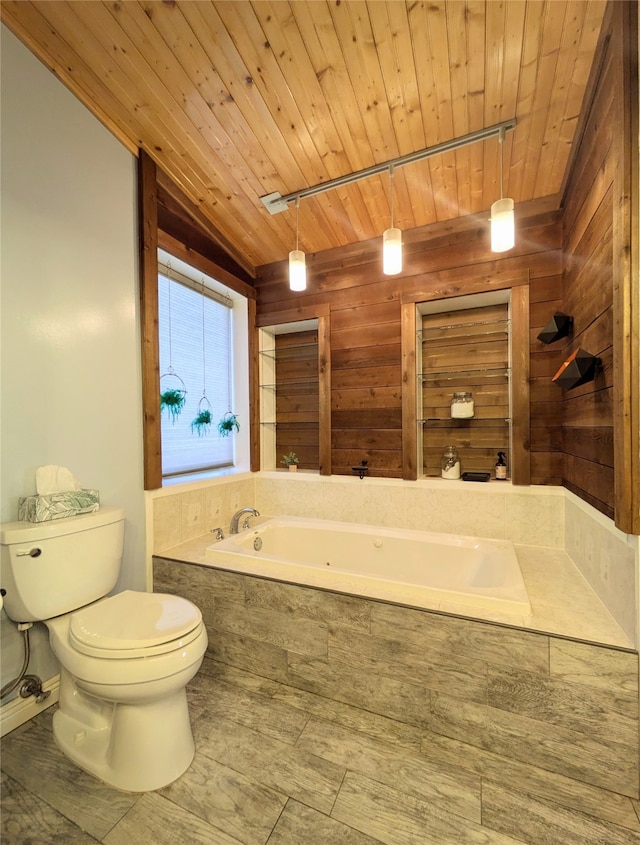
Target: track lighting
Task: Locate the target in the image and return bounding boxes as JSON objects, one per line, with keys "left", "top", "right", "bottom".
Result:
{"left": 261, "top": 120, "right": 518, "bottom": 281}
{"left": 490, "top": 127, "right": 515, "bottom": 252}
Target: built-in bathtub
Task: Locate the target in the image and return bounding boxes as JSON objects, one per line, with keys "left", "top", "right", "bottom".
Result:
{"left": 205, "top": 515, "right": 531, "bottom": 616}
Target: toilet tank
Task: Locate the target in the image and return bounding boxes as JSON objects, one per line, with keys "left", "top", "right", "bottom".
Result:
{"left": 0, "top": 507, "right": 125, "bottom": 623}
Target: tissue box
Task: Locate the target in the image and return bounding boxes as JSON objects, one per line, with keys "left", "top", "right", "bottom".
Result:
{"left": 18, "top": 490, "right": 100, "bottom": 523}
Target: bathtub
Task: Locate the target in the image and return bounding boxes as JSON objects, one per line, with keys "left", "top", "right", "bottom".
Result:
{"left": 205, "top": 516, "right": 531, "bottom": 616}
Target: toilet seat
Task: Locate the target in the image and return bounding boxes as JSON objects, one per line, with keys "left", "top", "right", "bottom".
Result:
{"left": 68, "top": 590, "right": 203, "bottom": 659}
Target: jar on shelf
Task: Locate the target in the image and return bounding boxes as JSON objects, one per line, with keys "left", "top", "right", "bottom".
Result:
{"left": 441, "top": 445, "right": 461, "bottom": 480}
{"left": 451, "top": 391, "right": 474, "bottom": 419}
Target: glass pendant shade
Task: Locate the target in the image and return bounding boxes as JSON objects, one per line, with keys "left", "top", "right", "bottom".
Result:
{"left": 490, "top": 197, "right": 515, "bottom": 252}
{"left": 289, "top": 249, "right": 306, "bottom": 291}
{"left": 383, "top": 227, "right": 402, "bottom": 275}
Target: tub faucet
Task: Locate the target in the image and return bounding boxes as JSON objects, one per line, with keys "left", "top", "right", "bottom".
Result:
{"left": 230, "top": 507, "right": 260, "bottom": 534}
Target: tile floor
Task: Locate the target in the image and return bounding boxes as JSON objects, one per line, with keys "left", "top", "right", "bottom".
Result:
{"left": 2, "top": 657, "right": 640, "bottom": 844}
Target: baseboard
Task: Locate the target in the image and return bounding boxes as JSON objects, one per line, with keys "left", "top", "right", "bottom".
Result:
{"left": 0, "top": 674, "right": 59, "bottom": 737}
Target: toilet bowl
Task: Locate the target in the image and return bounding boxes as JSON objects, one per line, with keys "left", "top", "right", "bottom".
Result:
{"left": 0, "top": 507, "right": 208, "bottom": 792}
{"left": 46, "top": 590, "right": 208, "bottom": 792}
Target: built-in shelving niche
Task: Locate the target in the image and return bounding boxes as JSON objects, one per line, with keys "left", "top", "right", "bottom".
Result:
{"left": 259, "top": 319, "right": 329, "bottom": 472}
{"left": 418, "top": 292, "right": 512, "bottom": 478}
{"left": 403, "top": 288, "right": 530, "bottom": 484}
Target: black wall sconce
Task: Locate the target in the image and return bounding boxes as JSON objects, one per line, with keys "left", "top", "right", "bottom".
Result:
{"left": 537, "top": 312, "right": 573, "bottom": 345}
{"left": 552, "top": 348, "right": 601, "bottom": 390}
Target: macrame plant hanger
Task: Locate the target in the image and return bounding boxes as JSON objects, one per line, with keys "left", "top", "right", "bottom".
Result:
{"left": 218, "top": 308, "right": 239, "bottom": 437}
{"left": 159, "top": 262, "right": 187, "bottom": 423}
{"left": 191, "top": 278, "right": 213, "bottom": 436}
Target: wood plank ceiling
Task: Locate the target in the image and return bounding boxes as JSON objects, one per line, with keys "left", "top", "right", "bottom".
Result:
{"left": 1, "top": 1, "right": 606, "bottom": 277}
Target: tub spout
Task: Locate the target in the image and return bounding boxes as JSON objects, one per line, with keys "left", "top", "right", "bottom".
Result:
{"left": 230, "top": 507, "right": 260, "bottom": 534}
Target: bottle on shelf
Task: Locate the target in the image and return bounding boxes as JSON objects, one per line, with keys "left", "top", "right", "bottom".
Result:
{"left": 495, "top": 452, "right": 508, "bottom": 480}
{"left": 441, "top": 446, "right": 461, "bottom": 480}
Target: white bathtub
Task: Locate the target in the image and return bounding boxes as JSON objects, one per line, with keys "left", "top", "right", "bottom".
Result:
{"left": 205, "top": 516, "right": 531, "bottom": 616}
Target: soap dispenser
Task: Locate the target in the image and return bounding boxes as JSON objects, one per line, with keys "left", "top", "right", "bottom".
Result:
{"left": 495, "top": 452, "right": 507, "bottom": 480}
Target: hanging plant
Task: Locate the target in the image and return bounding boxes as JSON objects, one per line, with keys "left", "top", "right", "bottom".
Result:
{"left": 160, "top": 381, "right": 186, "bottom": 424}
{"left": 191, "top": 407, "right": 212, "bottom": 437}
{"left": 218, "top": 412, "right": 240, "bottom": 437}
{"left": 160, "top": 269, "right": 187, "bottom": 424}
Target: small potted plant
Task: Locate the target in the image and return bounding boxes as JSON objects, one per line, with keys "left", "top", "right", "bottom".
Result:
{"left": 218, "top": 412, "right": 240, "bottom": 437}
{"left": 281, "top": 451, "right": 299, "bottom": 472}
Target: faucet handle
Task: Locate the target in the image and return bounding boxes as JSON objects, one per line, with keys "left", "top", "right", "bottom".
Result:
{"left": 210, "top": 527, "right": 224, "bottom": 540}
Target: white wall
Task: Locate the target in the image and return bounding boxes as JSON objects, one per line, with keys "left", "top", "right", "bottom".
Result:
{"left": 1, "top": 26, "right": 146, "bottom": 698}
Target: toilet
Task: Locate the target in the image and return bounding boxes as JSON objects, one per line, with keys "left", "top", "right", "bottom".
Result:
{"left": 0, "top": 506, "right": 208, "bottom": 792}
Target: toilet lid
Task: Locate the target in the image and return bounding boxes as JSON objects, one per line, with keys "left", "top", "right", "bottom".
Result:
{"left": 69, "top": 590, "right": 203, "bottom": 658}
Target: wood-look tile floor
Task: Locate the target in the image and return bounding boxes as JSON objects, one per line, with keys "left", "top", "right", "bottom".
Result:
{"left": 2, "top": 657, "right": 640, "bottom": 844}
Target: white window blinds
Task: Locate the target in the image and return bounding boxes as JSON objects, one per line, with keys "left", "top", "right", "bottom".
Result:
{"left": 158, "top": 272, "right": 233, "bottom": 477}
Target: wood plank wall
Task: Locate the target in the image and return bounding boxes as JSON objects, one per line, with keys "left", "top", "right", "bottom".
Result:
{"left": 274, "top": 331, "right": 319, "bottom": 471}
{"left": 420, "top": 303, "right": 510, "bottom": 478}
{"left": 559, "top": 3, "right": 617, "bottom": 520}
{"left": 255, "top": 205, "right": 563, "bottom": 481}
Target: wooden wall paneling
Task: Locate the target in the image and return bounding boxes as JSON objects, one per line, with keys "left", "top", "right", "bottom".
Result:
{"left": 564, "top": 454, "right": 615, "bottom": 519}
{"left": 612, "top": 0, "right": 639, "bottom": 534}
{"left": 563, "top": 388, "right": 614, "bottom": 429}
{"left": 557, "top": 1, "right": 639, "bottom": 523}
{"left": 256, "top": 207, "right": 563, "bottom": 485}
{"left": 156, "top": 168, "right": 256, "bottom": 281}
{"left": 138, "top": 150, "right": 162, "bottom": 491}
{"left": 419, "top": 303, "right": 512, "bottom": 478}
{"left": 332, "top": 344, "right": 401, "bottom": 370}
{"left": 511, "top": 285, "right": 531, "bottom": 485}
{"left": 527, "top": 271, "right": 563, "bottom": 483}
{"left": 332, "top": 409, "right": 403, "bottom": 430}
{"left": 255, "top": 211, "right": 559, "bottom": 311}
{"left": 318, "top": 314, "right": 331, "bottom": 476}
{"left": 255, "top": 302, "right": 330, "bottom": 328}
{"left": 401, "top": 302, "right": 417, "bottom": 480}
{"left": 274, "top": 331, "right": 319, "bottom": 471}
{"left": 331, "top": 321, "right": 401, "bottom": 350}
{"left": 330, "top": 301, "right": 403, "bottom": 478}
{"left": 559, "top": 7, "right": 613, "bottom": 515}
{"left": 563, "top": 427, "right": 614, "bottom": 468}
{"left": 530, "top": 452, "right": 565, "bottom": 488}
{"left": 158, "top": 231, "right": 256, "bottom": 301}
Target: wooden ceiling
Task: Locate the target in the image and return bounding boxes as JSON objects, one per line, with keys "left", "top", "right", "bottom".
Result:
{"left": 2, "top": 1, "right": 606, "bottom": 277}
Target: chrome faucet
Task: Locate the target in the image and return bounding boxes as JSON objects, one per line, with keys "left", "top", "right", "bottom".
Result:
{"left": 230, "top": 507, "right": 260, "bottom": 534}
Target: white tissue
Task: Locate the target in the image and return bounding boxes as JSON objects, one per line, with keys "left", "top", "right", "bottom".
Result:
{"left": 36, "top": 465, "right": 82, "bottom": 496}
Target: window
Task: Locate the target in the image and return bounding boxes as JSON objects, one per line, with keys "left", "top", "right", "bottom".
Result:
{"left": 158, "top": 254, "right": 247, "bottom": 479}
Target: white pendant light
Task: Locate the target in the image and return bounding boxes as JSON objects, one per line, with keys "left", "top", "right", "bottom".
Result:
{"left": 490, "top": 128, "right": 515, "bottom": 252}
{"left": 383, "top": 165, "right": 402, "bottom": 275}
{"left": 289, "top": 196, "right": 306, "bottom": 291}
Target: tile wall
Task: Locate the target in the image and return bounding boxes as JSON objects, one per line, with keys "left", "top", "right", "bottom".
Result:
{"left": 150, "top": 474, "right": 255, "bottom": 553}
{"left": 564, "top": 489, "right": 639, "bottom": 646}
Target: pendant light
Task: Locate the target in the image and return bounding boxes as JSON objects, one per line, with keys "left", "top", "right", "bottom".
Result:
{"left": 383, "top": 165, "right": 402, "bottom": 275}
{"left": 289, "top": 196, "right": 306, "bottom": 291}
{"left": 490, "top": 127, "right": 515, "bottom": 252}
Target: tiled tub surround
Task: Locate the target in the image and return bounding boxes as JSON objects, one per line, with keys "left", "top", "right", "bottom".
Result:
{"left": 150, "top": 474, "right": 255, "bottom": 552}
{"left": 150, "top": 473, "right": 566, "bottom": 554}
{"left": 564, "top": 489, "right": 640, "bottom": 646}
{"left": 150, "top": 472, "right": 637, "bottom": 645}
{"left": 154, "top": 557, "right": 640, "bottom": 804}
